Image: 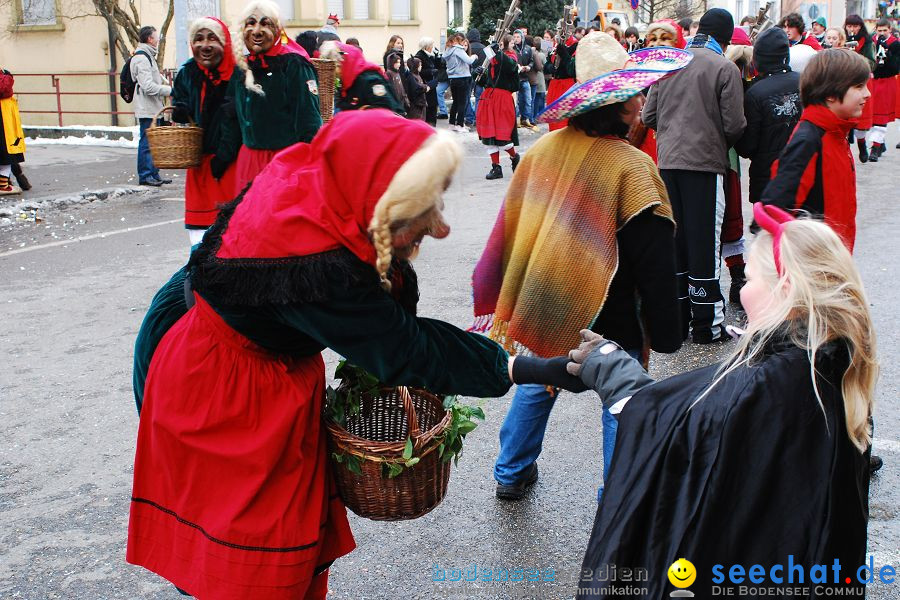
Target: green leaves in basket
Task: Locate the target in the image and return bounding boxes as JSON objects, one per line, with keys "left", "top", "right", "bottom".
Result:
{"left": 402, "top": 437, "right": 414, "bottom": 460}
{"left": 382, "top": 462, "right": 404, "bottom": 479}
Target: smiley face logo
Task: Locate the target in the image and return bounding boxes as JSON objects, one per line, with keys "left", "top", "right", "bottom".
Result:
{"left": 668, "top": 558, "right": 696, "bottom": 588}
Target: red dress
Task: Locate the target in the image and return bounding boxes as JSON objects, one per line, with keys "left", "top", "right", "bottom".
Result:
{"left": 128, "top": 295, "right": 355, "bottom": 599}
{"left": 185, "top": 155, "right": 237, "bottom": 228}
{"left": 545, "top": 77, "right": 574, "bottom": 131}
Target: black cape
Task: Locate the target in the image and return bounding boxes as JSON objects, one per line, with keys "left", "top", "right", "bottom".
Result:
{"left": 578, "top": 339, "right": 869, "bottom": 599}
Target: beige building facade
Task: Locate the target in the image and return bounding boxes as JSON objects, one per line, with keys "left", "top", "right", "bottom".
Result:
{"left": 1, "top": 0, "right": 468, "bottom": 125}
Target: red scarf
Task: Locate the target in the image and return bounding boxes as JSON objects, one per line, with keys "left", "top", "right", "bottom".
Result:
{"left": 799, "top": 104, "right": 857, "bottom": 250}
{"left": 247, "top": 30, "right": 310, "bottom": 70}
{"left": 216, "top": 110, "right": 434, "bottom": 264}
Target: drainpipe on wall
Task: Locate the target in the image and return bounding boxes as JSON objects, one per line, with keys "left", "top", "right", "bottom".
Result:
{"left": 107, "top": 20, "right": 119, "bottom": 126}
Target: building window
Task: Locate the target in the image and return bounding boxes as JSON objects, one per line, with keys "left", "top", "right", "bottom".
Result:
{"left": 186, "top": 0, "right": 220, "bottom": 19}
{"left": 391, "top": 0, "right": 411, "bottom": 20}
{"left": 271, "top": 0, "right": 294, "bottom": 20}
{"left": 327, "top": 0, "right": 344, "bottom": 20}
{"left": 352, "top": 0, "right": 369, "bottom": 20}
{"left": 19, "top": 0, "right": 57, "bottom": 25}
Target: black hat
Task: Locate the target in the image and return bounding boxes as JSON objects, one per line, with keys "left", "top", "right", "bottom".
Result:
{"left": 753, "top": 28, "right": 791, "bottom": 73}
{"left": 698, "top": 8, "right": 734, "bottom": 47}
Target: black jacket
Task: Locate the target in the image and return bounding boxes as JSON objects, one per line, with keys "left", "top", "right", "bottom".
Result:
{"left": 514, "top": 35, "right": 533, "bottom": 81}
{"left": 466, "top": 28, "right": 487, "bottom": 66}
{"left": 873, "top": 35, "right": 900, "bottom": 79}
{"left": 415, "top": 49, "right": 439, "bottom": 87}
{"left": 734, "top": 69, "right": 802, "bottom": 202}
{"left": 590, "top": 209, "right": 682, "bottom": 354}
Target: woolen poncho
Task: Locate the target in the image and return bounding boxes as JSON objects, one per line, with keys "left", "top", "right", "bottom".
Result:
{"left": 472, "top": 127, "right": 674, "bottom": 358}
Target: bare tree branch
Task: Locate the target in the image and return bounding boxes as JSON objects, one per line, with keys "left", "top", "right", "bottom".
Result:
{"left": 158, "top": 0, "right": 175, "bottom": 65}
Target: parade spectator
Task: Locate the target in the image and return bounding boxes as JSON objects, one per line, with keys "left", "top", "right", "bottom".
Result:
{"left": 604, "top": 23, "right": 623, "bottom": 43}
{"left": 405, "top": 57, "right": 428, "bottom": 120}
{"left": 643, "top": 8, "right": 746, "bottom": 344}
{"left": 295, "top": 30, "right": 318, "bottom": 56}
{"left": 689, "top": 20, "right": 700, "bottom": 37}
{"left": 624, "top": 26, "right": 640, "bottom": 51}
{"left": 415, "top": 37, "right": 440, "bottom": 125}
{"left": 466, "top": 28, "right": 487, "bottom": 126}
{"left": 345, "top": 37, "right": 361, "bottom": 50}
{"left": 844, "top": 15, "right": 875, "bottom": 161}
{"left": 444, "top": 33, "right": 476, "bottom": 132}
{"left": 812, "top": 16, "right": 828, "bottom": 45}
{"left": 865, "top": 19, "right": 900, "bottom": 162}
{"left": 228, "top": 0, "right": 321, "bottom": 193}
{"left": 823, "top": 27, "right": 846, "bottom": 49}
{"left": 740, "top": 15, "right": 755, "bottom": 27}
{"left": 736, "top": 28, "right": 802, "bottom": 204}
{"left": 529, "top": 37, "right": 547, "bottom": 119}
{"left": 512, "top": 30, "right": 535, "bottom": 129}
{"left": 131, "top": 25, "right": 173, "bottom": 187}
{"left": 677, "top": 17, "right": 693, "bottom": 38}
{"left": 436, "top": 39, "right": 451, "bottom": 118}
{"left": 385, "top": 52, "right": 409, "bottom": 115}
{"left": 383, "top": 35, "right": 406, "bottom": 74}
{"left": 0, "top": 67, "right": 25, "bottom": 194}
{"left": 171, "top": 17, "right": 241, "bottom": 246}
{"left": 780, "top": 12, "right": 823, "bottom": 50}
{"left": 320, "top": 42, "right": 405, "bottom": 114}
{"left": 479, "top": 32, "right": 687, "bottom": 500}
{"left": 568, "top": 205, "right": 876, "bottom": 600}
{"left": 476, "top": 35, "right": 521, "bottom": 180}
{"left": 762, "top": 49, "right": 870, "bottom": 251}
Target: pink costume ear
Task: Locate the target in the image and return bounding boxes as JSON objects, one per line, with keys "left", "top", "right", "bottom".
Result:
{"left": 753, "top": 202, "right": 795, "bottom": 276}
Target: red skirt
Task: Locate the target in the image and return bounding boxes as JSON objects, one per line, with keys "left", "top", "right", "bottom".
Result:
{"left": 871, "top": 76, "right": 897, "bottom": 125}
{"left": 855, "top": 79, "right": 875, "bottom": 130}
{"left": 127, "top": 294, "right": 356, "bottom": 599}
{"left": 233, "top": 146, "right": 281, "bottom": 196}
{"left": 895, "top": 75, "right": 900, "bottom": 118}
{"left": 476, "top": 88, "right": 517, "bottom": 145}
{"left": 185, "top": 154, "right": 237, "bottom": 228}
{"left": 546, "top": 77, "right": 575, "bottom": 131}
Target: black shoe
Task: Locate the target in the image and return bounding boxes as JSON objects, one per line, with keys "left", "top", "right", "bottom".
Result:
{"left": 496, "top": 463, "right": 538, "bottom": 501}
{"left": 692, "top": 325, "right": 729, "bottom": 345}
{"left": 437, "top": 113, "right": 449, "bottom": 120}
{"left": 868, "top": 145, "right": 879, "bottom": 163}
{"left": 140, "top": 179, "right": 163, "bottom": 187}
{"left": 858, "top": 140, "right": 869, "bottom": 163}
{"left": 896, "top": 141, "right": 900, "bottom": 149}
{"left": 485, "top": 164, "right": 503, "bottom": 180}
{"left": 870, "top": 455, "right": 884, "bottom": 474}
{"left": 510, "top": 153, "right": 520, "bottom": 172}
{"left": 157, "top": 177, "right": 173, "bottom": 184}
{"left": 11, "top": 164, "right": 31, "bottom": 191}
{"left": 729, "top": 263, "right": 746, "bottom": 307}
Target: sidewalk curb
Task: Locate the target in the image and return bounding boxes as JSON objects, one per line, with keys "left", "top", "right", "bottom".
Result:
{"left": 0, "top": 186, "right": 150, "bottom": 224}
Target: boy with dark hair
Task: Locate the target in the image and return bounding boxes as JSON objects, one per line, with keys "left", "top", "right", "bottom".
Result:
{"left": 866, "top": 18, "right": 900, "bottom": 161}
{"left": 780, "top": 13, "right": 823, "bottom": 50}
{"left": 761, "top": 49, "right": 870, "bottom": 251}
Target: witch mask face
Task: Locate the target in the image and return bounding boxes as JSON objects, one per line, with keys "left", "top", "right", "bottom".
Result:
{"left": 243, "top": 14, "right": 277, "bottom": 54}
{"left": 192, "top": 28, "right": 225, "bottom": 69}
{"left": 646, "top": 30, "right": 676, "bottom": 47}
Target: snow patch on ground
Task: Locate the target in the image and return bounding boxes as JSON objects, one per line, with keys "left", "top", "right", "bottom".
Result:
{"left": 25, "top": 135, "right": 138, "bottom": 149}
{"left": 0, "top": 186, "right": 149, "bottom": 226}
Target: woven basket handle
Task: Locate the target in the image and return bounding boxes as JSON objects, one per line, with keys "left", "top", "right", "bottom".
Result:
{"left": 150, "top": 105, "right": 197, "bottom": 128}
{"left": 398, "top": 386, "right": 421, "bottom": 440}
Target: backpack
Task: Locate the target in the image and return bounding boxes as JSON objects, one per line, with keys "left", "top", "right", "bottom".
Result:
{"left": 120, "top": 50, "right": 151, "bottom": 103}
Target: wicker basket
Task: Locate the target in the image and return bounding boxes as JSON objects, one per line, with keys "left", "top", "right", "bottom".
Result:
{"left": 146, "top": 106, "right": 204, "bottom": 169}
{"left": 325, "top": 386, "right": 453, "bottom": 521}
{"left": 311, "top": 58, "right": 336, "bottom": 123}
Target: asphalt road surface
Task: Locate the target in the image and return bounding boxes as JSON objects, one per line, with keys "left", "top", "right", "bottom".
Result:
{"left": 2, "top": 126, "right": 898, "bottom": 600}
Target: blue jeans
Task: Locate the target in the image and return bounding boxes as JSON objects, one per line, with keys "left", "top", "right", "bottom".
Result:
{"left": 531, "top": 89, "right": 546, "bottom": 121}
{"left": 137, "top": 117, "right": 160, "bottom": 183}
{"left": 466, "top": 83, "right": 483, "bottom": 124}
{"left": 493, "top": 348, "right": 642, "bottom": 494}
{"left": 436, "top": 80, "right": 450, "bottom": 116}
{"left": 516, "top": 80, "right": 532, "bottom": 122}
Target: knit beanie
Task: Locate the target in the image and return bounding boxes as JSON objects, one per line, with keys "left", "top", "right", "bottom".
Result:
{"left": 698, "top": 8, "right": 734, "bottom": 47}
{"left": 753, "top": 27, "right": 790, "bottom": 73}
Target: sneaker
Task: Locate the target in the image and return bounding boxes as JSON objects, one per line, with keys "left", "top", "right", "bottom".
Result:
{"left": 510, "top": 153, "right": 521, "bottom": 172}
{"left": 692, "top": 325, "right": 729, "bottom": 345}
{"left": 496, "top": 463, "right": 538, "bottom": 501}
{"left": 140, "top": 179, "right": 163, "bottom": 187}
{"left": 485, "top": 164, "right": 503, "bottom": 180}
{"left": 158, "top": 177, "right": 173, "bottom": 184}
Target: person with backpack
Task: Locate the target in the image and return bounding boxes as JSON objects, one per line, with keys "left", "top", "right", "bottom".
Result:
{"left": 129, "top": 25, "right": 173, "bottom": 187}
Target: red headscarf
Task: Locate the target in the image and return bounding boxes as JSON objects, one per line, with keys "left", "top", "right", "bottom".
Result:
{"left": 216, "top": 110, "right": 435, "bottom": 265}
{"left": 655, "top": 19, "right": 687, "bottom": 49}
{"left": 335, "top": 43, "right": 386, "bottom": 94}
{"left": 731, "top": 26, "right": 752, "bottom": 46}
{"left": 193, "top": 16, "right": 236, "bottom": 85}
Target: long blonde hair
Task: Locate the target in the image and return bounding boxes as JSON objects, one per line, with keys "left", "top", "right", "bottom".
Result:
{"left": 368, "top": 131, "right": 461, "bottom": 290}
{"left": 696, "top": 219, "right": 877, "bottom": 452}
